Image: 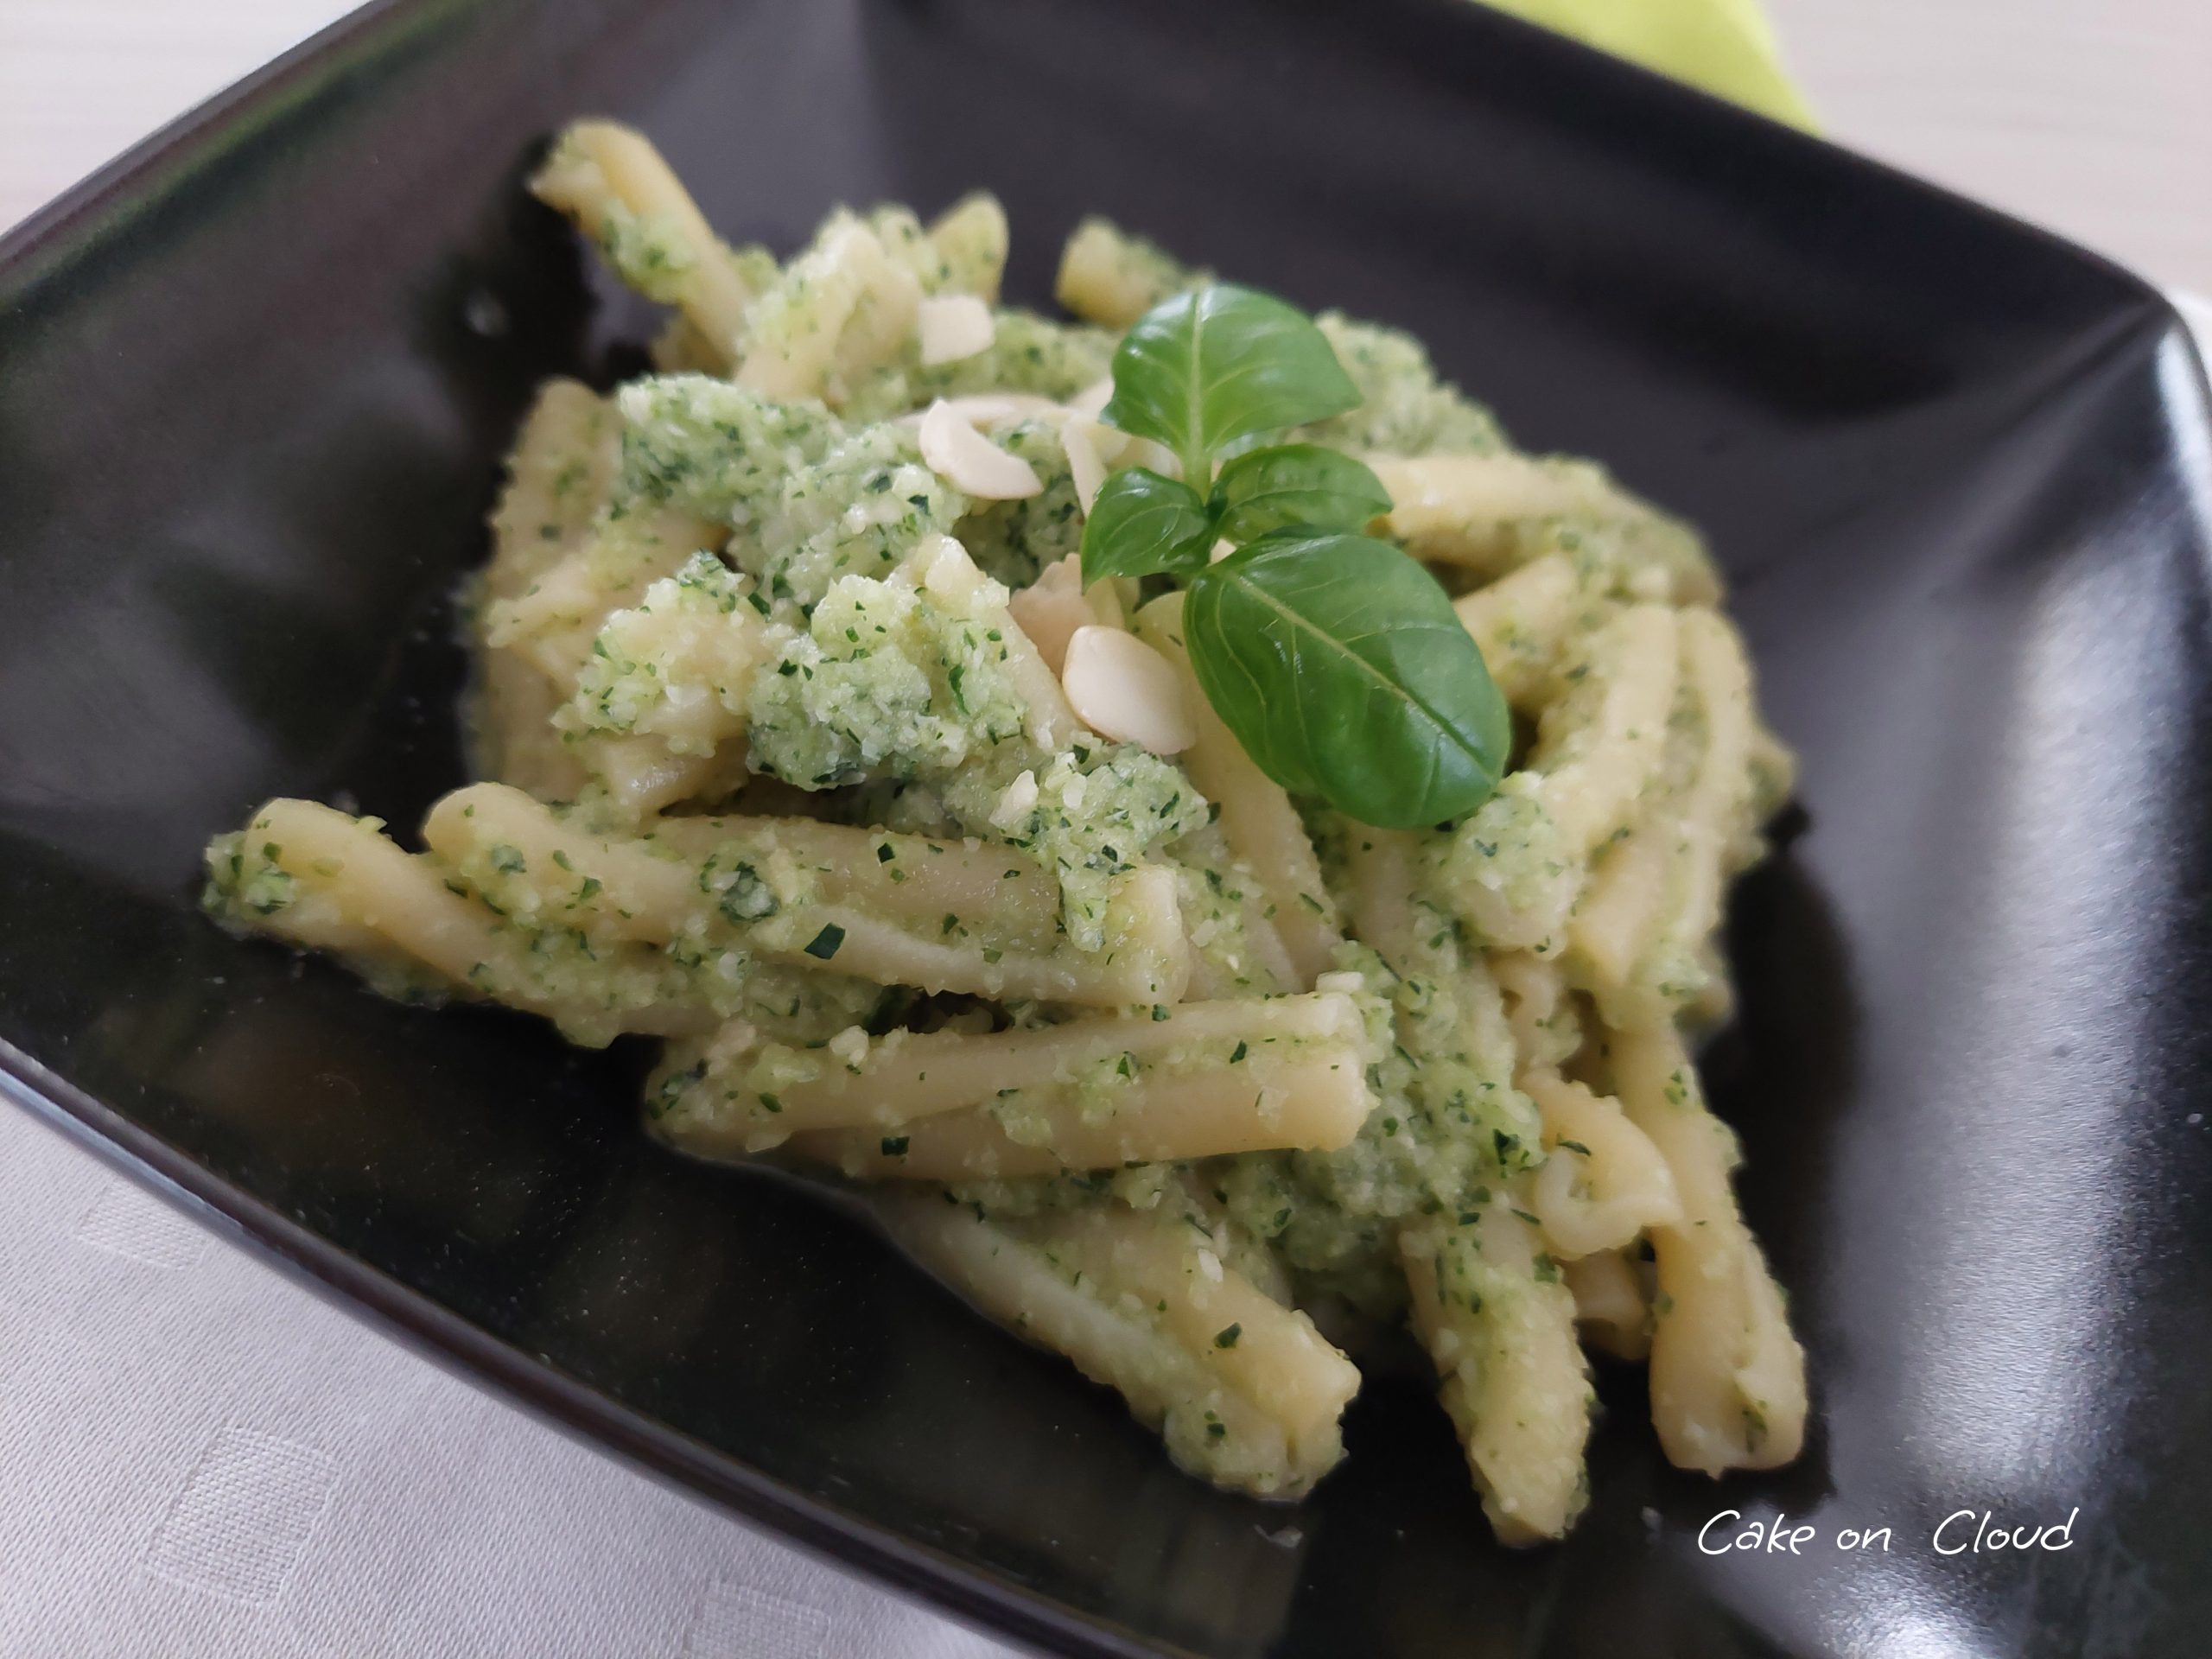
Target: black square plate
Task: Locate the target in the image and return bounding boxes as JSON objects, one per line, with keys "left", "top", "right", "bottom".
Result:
{"left": 3, "top": 2, "right": 2209, "bottom": 1654}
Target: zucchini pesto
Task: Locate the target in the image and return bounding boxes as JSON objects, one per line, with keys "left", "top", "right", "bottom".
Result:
{"left": 203, "top": 118, "right": 1806, "bottom": 1542}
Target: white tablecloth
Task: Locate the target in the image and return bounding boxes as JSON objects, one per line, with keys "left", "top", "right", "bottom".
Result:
{"left": 0, "top": 1112, "right": 1017, "bottom": 1658}
{"left": 0, "top": 4, "right": 2206, "bottom": 1656}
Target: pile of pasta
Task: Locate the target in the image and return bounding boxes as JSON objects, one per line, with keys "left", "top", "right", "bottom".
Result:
{"left": 203, "top": 120, "right": 1806, "bottom": 1542}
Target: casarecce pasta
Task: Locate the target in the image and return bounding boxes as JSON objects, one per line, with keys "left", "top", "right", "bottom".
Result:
{"left": 201, "top": 119, "right": 1805, "bottom": 1535}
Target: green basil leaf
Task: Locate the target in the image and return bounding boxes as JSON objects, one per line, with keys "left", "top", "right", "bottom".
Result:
{"left": 1182, "top": 531, "right": 1508, "bottom": 827}
{"left": 1210, "top": 443, "right": 1393, "bottom": 543}
{"left": 1078, "top": 467, "right": 1217, "bottom": 582}
{"left": 1102, "top": 283, "right": 1361, "bottom": 484}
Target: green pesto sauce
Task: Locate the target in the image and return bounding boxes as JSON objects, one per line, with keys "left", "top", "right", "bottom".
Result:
{"left": 1300, "top": 315, "right": 1507, "bottom": 458}
{"left": 956, "top": 418, "right": 1085, "bottom": 590}
{"left": 201, "top": 199, "right": 1623, "bottom": 1369}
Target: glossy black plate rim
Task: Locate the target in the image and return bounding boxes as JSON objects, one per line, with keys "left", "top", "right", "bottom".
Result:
{"left": 3, "top": 0, "right": 2185, "bottom": 330}
{"left": 0, "top": 3, "right": 2201, "bottom": 1657}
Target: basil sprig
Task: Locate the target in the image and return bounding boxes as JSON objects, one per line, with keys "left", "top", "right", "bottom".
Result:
{"left": 1082, "top": 467, "right": 1216, "bottom": 581}
{"left": 1183, "top": 532, "right": 1509, "bottom": 823}
{"left": 1101, "top": 283, "right": 1362, "bottom": 486}
{"left": 1211, "top": 443, "right": 1394, "bottom": 545}
{"left": 1077, "top": 283, "right": 1507, "bottom": 828}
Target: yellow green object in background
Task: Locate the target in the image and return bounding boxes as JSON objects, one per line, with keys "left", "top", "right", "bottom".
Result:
{"left": 1475, "top": 0, "right": 1817, "bottom": 129}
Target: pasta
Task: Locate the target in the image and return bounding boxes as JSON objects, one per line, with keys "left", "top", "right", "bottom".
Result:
{"left": 652, "top": 991, "right": 1371, "bottom": 1156}
{"left": 881, "top": 1192, "right": 1356, "bottom": 1498}
{"left": 1608, "top": 1025, "right": 1808, "bottom": 1473}
{"left": 420, "top": 782, "right": 1190, "bottom": 1007}
{"left": 200, "top": 120, "right": 1806, "bottom": 1540}
{"left": 1561, "top": 1249, "right": 1653, "bottom": 1363}
{"left": 1402, "top": 1207, "right": 1592, "bottom": 1544}
{"left": 1131, "top": 593, "right": 1344, "bottom": 987}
